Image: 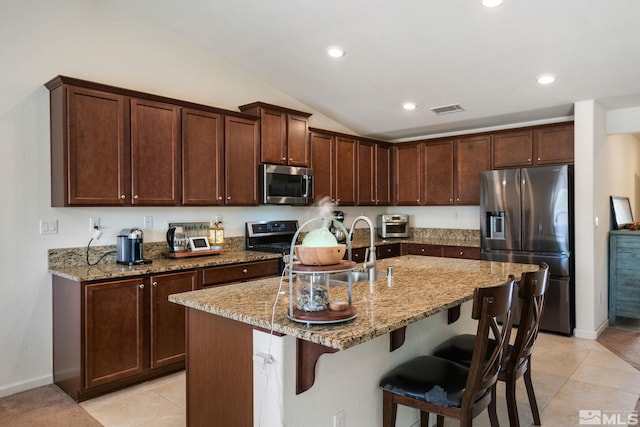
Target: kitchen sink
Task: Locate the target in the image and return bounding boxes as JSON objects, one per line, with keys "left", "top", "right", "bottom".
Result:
{"left": 329, "top": 270, "right": 386, "bottom": 283}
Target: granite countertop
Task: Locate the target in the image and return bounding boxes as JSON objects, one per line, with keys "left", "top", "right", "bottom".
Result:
{"left": 168, "top": 255, "right": 536, "bottom": 351}
{"left": 48, "top": 231, "right": 480, "bottom": 282}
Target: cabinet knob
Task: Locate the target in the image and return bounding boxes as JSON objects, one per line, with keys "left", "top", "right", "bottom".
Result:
{"left": 227, "top": 196, "right": 231, "bottom": 200}
{"left": 528, "top": 158, "right": 532, "bottom": 162}
{"left": 139, "top": 284, "right": 144, "bottom": 289}
{"left": 242, "top": 268, "right": 248, "bottom": 274}
{"left": 456, "top": 198, "right": 460, "bottom": 202}
{"left": 152, "top": 281, "right": 158, "bottom": 287}
{"left": 387, "top": 248, "right": 391, "bottom": 253}
{"left": 421, "top": 248, "right": 425, "bottom": 252}
{"left": 417, "top": 199, "right": 420, "bottom": 203}
{"left": 282, "top": 157, "right": 286, "bottom": 161}
{"left": 537, "top": 157, "right": 541, "bottom": 161}
{"left": 134, "top": 195, "right": 139, "bottom": 199}
{"left": 120, "top": 194, "right": 126, "bottom": 199}
{"left": 218, "top": 196, "right": 223, "bottom": 200}
{"left": 459, "top": 251, "right": 464, "bottom": 256}
{"left": 289, "top": 158, "right": 293, "bottom": 161}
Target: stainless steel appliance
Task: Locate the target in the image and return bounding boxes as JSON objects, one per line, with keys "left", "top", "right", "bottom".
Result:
{"left": 245, "top": 220, "right": 299, "bottom": 253}
{"left": 480, "top": 165, "right": 574, "bottom": 335}
{"left": 259, "top": 164, "right": 314, "bottom": 205}
{"left": 329, "top": 211, "right": 347, "bottom": 243}
{"left": 377, "top": 214, "right": 410, "bottom": 238}
{"left": 116, "top": 228, "right": 152, "bottom": 265}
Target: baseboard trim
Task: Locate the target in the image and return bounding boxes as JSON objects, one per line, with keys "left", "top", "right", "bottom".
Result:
{"left": 574, "top": 319, "right": 609, "bottom": 340}
{"left": 0, "top": 375, "right": 53, "bottom": 398}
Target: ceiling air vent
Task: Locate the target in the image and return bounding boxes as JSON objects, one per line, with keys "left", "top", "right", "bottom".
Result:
{"left": 429, "top": 103, "right": 465, "bottom": 115}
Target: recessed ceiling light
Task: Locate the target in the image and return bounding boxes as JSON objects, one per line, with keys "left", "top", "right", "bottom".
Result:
{"left": 537, "top": 73, "right": 557, "bottom": 85}
{"left": 326, "top": 46, "right": 346, "bottom": 58}
{"left": 402, "top": 102, "right": 417, "bottom": 111}
{"left": 482, "top": 0, "right": 503, "bottom": 7}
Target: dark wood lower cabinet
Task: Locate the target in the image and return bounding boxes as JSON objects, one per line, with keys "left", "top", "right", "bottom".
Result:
{"left": 404, "top": 243, "right": 481, "bottom": 260}
{"left": 53, "top": 270, "right": 197, "bottom": 401}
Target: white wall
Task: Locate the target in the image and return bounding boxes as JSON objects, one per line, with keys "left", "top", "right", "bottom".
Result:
{"left": 606, "top": 133, "right": 640, "bottom": 224}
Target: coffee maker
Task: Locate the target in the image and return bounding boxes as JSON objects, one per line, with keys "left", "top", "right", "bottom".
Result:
{"left": 117, "top": 228, "right": 152, "bottom": 265}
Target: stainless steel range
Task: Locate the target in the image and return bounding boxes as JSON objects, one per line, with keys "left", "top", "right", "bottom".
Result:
{"left": 245, "top": 220, "right": 299, "bottom": 255}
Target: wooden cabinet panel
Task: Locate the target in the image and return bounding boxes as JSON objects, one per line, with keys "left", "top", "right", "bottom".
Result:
{"left": 50, "top": 85, "right": 127, "bottom": 206}
{"left": 335, "top": 136, "right": 357, "bottom": 206}
{"left": 149, "top": 270, "right": 197, "bottom": 369}
{"left": 224, "top": 115, "right": 259, "bottom": 205}
{"left": 181, "top": 109, "right": 224, "bottom": 205}
{"left": 201, "top": 259, "right": 281, "bottom": 288}
{"left": 130, "top": 98, "right": 180, "bottom": 205}
{"left": 394, "top": 143, "right": 422, "bottom": 205}
{"left": 424, "top": 140, "right": 454, "bottom": 205}
{"left": 376, "top": 243, "right": 402, "bottom": 259}
{"left": 442, "top": 246, "right": 481, "bottom": 260}
{"left": 357, "top": 141, "right": 376, "bottom": 205}
{"left": 534, "top": 124, "right": 574, "bottom": 165}
{"left": 287, "top": 114, "right": 310, "bottom": 166}
{"left": 239, "top": 102, "right": 311, "bottom": 166}
{"left": 376, "top": 144, "right": 392, "bottom": 206}
{"left": 407, "top": 243, "right": 443, "bottom": 256}
{"left": 84, "top": 278, "right": 145, "bottom": 388}
{"left": 455, "top": 135, "right": 491, "bottom": 205}
{"left": 493, "top": 130, "right": 534, "bottom": 168}
{"left": 310, "top": 130, "right": 335, "bottom": 203}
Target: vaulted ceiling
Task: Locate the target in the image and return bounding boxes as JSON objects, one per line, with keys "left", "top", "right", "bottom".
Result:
{"left": 115, "top": 0, "right": 640, "bottom": 140}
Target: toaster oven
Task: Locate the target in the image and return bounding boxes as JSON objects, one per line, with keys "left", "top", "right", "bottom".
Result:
{"left": 377, "top": 214, "right": 410, "bottom": 238}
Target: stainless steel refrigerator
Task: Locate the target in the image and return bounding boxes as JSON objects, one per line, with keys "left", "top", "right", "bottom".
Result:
{"left": 480, "top": 165, "right": 574, "bottom": 335}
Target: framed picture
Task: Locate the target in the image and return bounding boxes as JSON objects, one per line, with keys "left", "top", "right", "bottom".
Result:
{"left": 610, "top": 196, "right": 634, "bottom": 229}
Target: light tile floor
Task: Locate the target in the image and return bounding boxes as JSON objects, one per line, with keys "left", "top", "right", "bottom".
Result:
{"left": 80, "top": 332, "right": 640, "bottom": 427}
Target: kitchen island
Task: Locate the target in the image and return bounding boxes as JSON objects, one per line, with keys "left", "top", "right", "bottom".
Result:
{"left": 169, "top": 255, "right": 537, "bottom": 427}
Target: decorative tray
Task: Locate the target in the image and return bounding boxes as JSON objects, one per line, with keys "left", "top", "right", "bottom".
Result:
{"left": 162, "top": 249, "right": 225, "bottom": 259}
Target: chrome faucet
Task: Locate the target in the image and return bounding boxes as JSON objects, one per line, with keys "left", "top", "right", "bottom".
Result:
{"left": 348, "top": 215, "right": 377, "bottom": 281}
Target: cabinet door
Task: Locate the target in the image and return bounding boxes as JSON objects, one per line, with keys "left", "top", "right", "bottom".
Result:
{"left": 493, "top": 130, "right": 534, "bottom": 168}
{"left": 455, "top": 135, "right": 491, "bottom": 205}
{"left": 287, "top": 114, "right": 310, "bottom": 166}
{"left": 377, "top": 244, "right": 402, "bottom": 259}
{"left": 310, "top": 131, "right": 335, "bottom": 203}
{"left": 375, "top": 144, "right": 392, "bottom": 206}
{"left": 182, "top": 109, "right": 224, "bottom": 205}
{"left": 357, "top": 141, "right": 376, "bottom": 205}
{"left": 424, "top": 140, "right": 454, "bottom": 205}
{"left": 260, "top": 108, "right": 287, "bottom": 165}
{"left": 130, "top": 98, "right": 180, "bottom": 205}
{"left": 60, "top": 86, "right": 127, "bottom": 206}
{"left": 394, "top": 143, "right": 422, "bottom": 205}
{"left": 335, "top": 136, "right": 357, "bottom": 206}
{"left": 150, "top": 270, "right": 197, "bottom": 369}
{"left": 224, "top": 116, "right": 259, "bottom": 205}
{"left": 84, "top": 278, "right": 145, "bottom": 388}
{"left": 534, "top": 124, "right": 574, "bottom": 165}
{"left": 201, "top": 259, "right": 281, "bottom": 287}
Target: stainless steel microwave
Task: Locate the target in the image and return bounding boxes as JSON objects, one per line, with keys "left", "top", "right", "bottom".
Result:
{"left": 259, "top": 164, "right": 314, "bottom": 205}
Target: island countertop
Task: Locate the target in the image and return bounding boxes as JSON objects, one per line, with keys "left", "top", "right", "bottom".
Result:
{"left": 169, "top": 255, "right": 536, "bottom": 351}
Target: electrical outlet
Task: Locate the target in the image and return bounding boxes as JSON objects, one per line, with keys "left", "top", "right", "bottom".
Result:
{"left": 90, "top": 217, "right": 100, "bottom": 231}
{"left": 144, "top": 215, "right": 153, "bottom": 229}
{"left": 40, "top": 219, "right": 58, "bottom": 235}
{"left": 333, "top": 410, "right": 345, "bottom": 427}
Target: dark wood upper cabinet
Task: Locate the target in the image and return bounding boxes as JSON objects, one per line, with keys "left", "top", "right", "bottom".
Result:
{"left": 534, "top": 123, "right": 574, "bottom": 165}
{"left": 357, "top": 140, "right": 376, "bottom": 205}
{"left": 181, "top": 108, "right": 224, "bottom": 205}
{"left": 130, "top": 98, "right": 181, "bottom": 206}
{"left": 393, "top": 143, "right": 422, "bottom": 206}
{"left": 224, "top": 115, "right": 260, "bottom": 205}
{"left": 493, "top": 123, "right": 574, "bottom": 168}
{"left": 454, "top": 134, "right": 492, "bottom": 205}
{"left": 310, "top": 130, "right": 335, "bottom": 203}
{"left": 375, "top": 144, "right": 392, "bottom": 206}
{"left": 335, "top": 136, "right": 357, "bottom": 206}
{"left": 48, "top": 85, "right": 128, "bottom": 206}
{"left": 423, "top": 140, "right": 454, "bottom": 205}
{"left": 238, "top": 102, "right": 311, "bottom": 166}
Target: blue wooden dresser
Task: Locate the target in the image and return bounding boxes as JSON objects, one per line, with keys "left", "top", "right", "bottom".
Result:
{"left": 609, "top": 230, "right": 640, "bottom": 325}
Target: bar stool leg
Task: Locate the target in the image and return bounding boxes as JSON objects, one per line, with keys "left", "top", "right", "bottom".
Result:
{"left": 524, "top": 360, "right": 541, "bottom": 425}
{"left": 382, "top": 391, "right": 397, "bottom": 427}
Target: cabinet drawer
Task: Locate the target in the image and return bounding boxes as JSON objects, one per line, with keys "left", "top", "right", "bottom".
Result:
{"left": 407, "top": 244, "right": 442, "bottom": 256}
{"left": 442, "top": 246, "right": 481, "bottom": 260}
{"left": 377, "top": 244, "right": 402, "bottom": 259}
{"left": 202, "top": 259, "right": 280, "bottom": 287}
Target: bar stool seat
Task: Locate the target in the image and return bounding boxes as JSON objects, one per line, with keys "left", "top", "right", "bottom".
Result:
{"left": 379, "top": 277, "right": 517, "bottom": 427}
